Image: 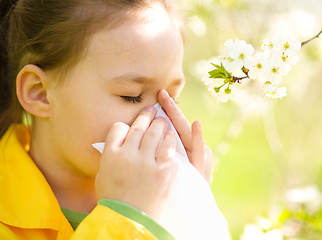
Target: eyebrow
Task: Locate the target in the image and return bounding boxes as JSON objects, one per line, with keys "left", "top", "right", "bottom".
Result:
{"left": 109, "top": 74, "right": 186, "bottom": 86}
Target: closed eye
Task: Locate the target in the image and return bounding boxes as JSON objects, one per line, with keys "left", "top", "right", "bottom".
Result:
{"left": 120, "top": 95, "right": 143, "bottom": 103}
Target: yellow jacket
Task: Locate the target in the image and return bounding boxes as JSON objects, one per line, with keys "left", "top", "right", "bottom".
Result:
{"left": 0, "top": 125, "right": 159, "bottom": 240}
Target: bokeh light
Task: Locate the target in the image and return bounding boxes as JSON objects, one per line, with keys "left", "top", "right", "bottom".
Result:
{"left": 177, "top": 0, "right": 322, "bottom": 238}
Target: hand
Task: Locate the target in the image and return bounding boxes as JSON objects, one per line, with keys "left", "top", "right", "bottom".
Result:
{"left": 158, "top": 90, "right": 213, "bottom": 184}
{"left": 95, "top": 106, "right": 178, "bottom": 220}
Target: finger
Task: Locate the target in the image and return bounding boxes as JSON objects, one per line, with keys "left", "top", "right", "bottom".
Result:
{"left": 140, "top": 116, "right": 166, "bottom": 157}
{"left": 156, "top": 131, "right": 177, "bottom": 165}
{"left": 191, "top": 121, "right": 213, "bottom": 184}
{"left": 190, "top": 121, "right": 206, "bottom": 169}
{"left": 158, "top": 90, "right": 192, "bottom": 151}
{"left": 123, "top": 106, "right": 156, "bottom": 149}
{"left": 104, "top": 122, "right": 130, "bottom": 152}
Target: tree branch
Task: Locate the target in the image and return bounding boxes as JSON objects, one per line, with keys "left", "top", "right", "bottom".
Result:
{"left": 301, "top": 29, "right": 322, "bottom": 47}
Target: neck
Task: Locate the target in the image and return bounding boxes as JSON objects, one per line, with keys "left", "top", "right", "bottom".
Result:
{"left": 29, "top": 122, "right": 98, "bottom": 213}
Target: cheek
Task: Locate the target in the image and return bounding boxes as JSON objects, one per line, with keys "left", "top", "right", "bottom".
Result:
{"left": 88, "top": 104, "right": 143, "bottom": 143}
{"left": 52, "top": 86, "right": 144, "bottom": 145}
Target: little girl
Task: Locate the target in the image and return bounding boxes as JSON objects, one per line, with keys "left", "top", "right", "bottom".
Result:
{"left": 0, "top": 0, "right": 214, "bottom": 239}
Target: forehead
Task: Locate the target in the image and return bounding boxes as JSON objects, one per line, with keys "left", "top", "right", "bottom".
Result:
{"left": 84, "top": 4, "right": 183, "bottom": 75}
{"left": 91, "top": 3, "right": 181, "bottom": 48}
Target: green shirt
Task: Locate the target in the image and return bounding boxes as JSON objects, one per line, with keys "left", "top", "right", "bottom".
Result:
{"left": 61, "top": 199, "right": 175, "bottom": 240}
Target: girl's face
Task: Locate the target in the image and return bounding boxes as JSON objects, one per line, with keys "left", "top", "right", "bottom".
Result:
{"left": 46, "top": 5, "right": 185, "bottom": 177}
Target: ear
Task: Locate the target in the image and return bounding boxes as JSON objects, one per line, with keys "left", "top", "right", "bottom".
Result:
{"left": 16, "top": 64, "right": 51, "bottom": 118}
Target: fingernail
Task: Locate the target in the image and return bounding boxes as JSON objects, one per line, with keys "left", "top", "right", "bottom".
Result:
{"left": 170, "top": 97, "right": 176, "bottom": 106}
{"left": 145, "top": 106, "right": 155, "bottom": 111}
{"left": 163, "top": 90, "right": 169, "bottom": 99}
{"left": 154, "top": 116, "right": 165, "bottom": 121}
{"left": 196, "top": 120, "right": 201, "bottom": 130}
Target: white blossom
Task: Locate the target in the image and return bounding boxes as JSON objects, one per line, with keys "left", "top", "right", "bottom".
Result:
{"left": 203, "top": 34, "right": 300, "bottom": 103}
{"left": 206, "top": 79, "right": 225, "bottom": 102}
{"left": 261, "top": 34, "right": 283, "bottom": 56}
{"left": 218, "top": 39, "right": 234, "bottom": 65}
{"left": 272, "top": 87, "right": 287, "bottom": 100}
{"left": 262, "top": 58, "right": 291, "bottom": 84}
{"left": 207, "top": 83, "right": 237, "bottom": 103}
{"left": 262, "top": 82, "right": 276, "bottom": 94}
{"left": 232, "top": 68, "right": 246, "bottom": 78}
{"left": 281, "top": 52, "right": 299, "bottom": 69}
{"left": 218, "top": 85, "right": 237, "bottom": 102}
{"left": 202, "top": 62, "right": 217, "bottom": 88}
{"left": 219, "top": 38, "right": 254, "bottom": 72}
{"left": 207, "top": 86, "right": 220, "bottom": 102}
{"left": 207, "top": 86, "right": 220, "bottom": 101}
{"left": 244, "top": 52, "right": 268, "bottom": 79}
{"left": 263, "top": 84, "right": 287, "bottom": 101}
{"left": 222, "top": 39, "right": 234, "bottom": 52}
{"left": 281, "top": 38, "right": 301, "bottom": 57}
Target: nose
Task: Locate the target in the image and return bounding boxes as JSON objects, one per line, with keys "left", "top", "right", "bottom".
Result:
{"left": 144, "top": 92, "right": 159, "bottom": 109}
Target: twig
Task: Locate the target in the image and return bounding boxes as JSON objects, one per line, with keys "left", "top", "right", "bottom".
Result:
{"left": 231, "top": 67, "right": 250, "bottom": 84}
{"left": 301, "top": 29, "right": 322, "bottom": 47}
{"left": 232, "top": 75, "right": 248, "bottom": 84}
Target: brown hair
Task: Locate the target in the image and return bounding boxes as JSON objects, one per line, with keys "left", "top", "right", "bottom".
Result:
{"left": 0, "top": 0, "right": 185, "bottom": 139}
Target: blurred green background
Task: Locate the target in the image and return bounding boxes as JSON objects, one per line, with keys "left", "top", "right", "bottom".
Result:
{"left": 175, "top": 0, "right": 322, "bottom": 239}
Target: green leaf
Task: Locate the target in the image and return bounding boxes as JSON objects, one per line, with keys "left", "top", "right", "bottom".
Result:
{"left": 209, "top": 70, "right": 225, "bottom": 79}
{"left": 208, "top": 62, "right": 232, "bottom": 80}
{"left": 221, "top": 63, "right": 232, "bottom": 77}
{"left": 208, "top": 69, "right": 221, "bottom": 76}
{"left": 210, "top": 63, "right": 221, "bottom": 69}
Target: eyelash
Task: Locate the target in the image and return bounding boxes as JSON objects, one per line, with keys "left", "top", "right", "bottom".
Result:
{"left": 121, "top": 95, "right": 143, "bottom": 103}
{"left": 120, "top": 95, "right": 178, "bottom": 104}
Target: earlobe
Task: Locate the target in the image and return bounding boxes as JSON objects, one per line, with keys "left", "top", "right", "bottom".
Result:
{"left": 16, "top": 64, "right": 51, "bottom": 118}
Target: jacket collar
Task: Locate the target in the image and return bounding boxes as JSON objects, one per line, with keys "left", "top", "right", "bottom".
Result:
{"left": 0, "top": 125, "right": 70, "bottom": 231}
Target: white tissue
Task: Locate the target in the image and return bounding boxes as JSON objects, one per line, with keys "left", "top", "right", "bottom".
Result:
{"left": 93, "top": 103, "right": 230, "bottom": 240}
